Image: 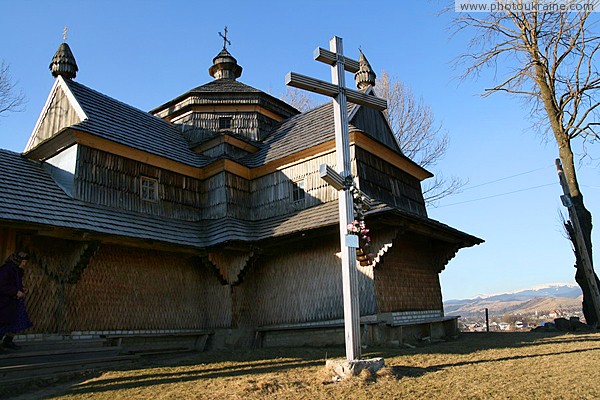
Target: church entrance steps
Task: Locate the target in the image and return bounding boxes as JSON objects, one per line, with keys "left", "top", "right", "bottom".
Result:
{"left": 0, "top": 340, "right": 139, "bottom": 391}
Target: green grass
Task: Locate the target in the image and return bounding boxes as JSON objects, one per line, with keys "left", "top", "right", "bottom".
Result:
{"left": 13, "top": 332, "right": 600, "bottom": 400}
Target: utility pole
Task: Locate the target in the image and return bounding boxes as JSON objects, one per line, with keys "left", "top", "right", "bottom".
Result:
{"left": 556, "top": 158, "right": 600, "bottom": 326}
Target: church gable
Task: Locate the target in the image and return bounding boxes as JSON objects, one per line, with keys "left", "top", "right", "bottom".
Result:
{"left": 350, "top": 105, "right": 401, "bottom": 153}
{"left": 24, "top": 76, "right": 86, "bottom": 152}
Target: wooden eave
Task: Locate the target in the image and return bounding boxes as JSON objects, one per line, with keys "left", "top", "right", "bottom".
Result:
{"left": 193, "top": 133, "right": 260, "bottom": 154}
{"left": 0, "top": 220, "right": 203, "bottom": 256}
{"left": 24, "top": 128, "right": 432, "bottom": 183}
{"left": 23, "top": 128, "right": 77, "bottom": 161}
{"left": 369, "top": 208, "right": 483, "bottom": 247}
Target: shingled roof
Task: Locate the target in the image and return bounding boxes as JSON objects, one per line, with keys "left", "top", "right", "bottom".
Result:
{"left": 62, "top": 79, "right": 210, "bottom": 168}
{"left": 0, "top": 149, "right": 203, "bottom": 247}
{"left": 190, "top": 79, "right": 263, "bottom": 93}
{"left": 150, "top": 78, "right": 298, "bottom": 119}
{"left": 0, "top": 149, "right": 345, "bottom": 249}
{"left": 0, "top": 149, "right": 481, "bottom": 250}
{"left": 242, "top": 101, "right": 360, "bottom": 167}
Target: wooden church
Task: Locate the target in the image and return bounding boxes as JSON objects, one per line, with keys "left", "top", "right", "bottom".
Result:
{"left": 0, "top": 39, "right": 482, "bottom": 348}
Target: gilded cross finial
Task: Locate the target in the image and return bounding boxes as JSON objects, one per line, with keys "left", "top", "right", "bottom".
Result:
{"left": 219, "top": 26, "right": 231, "bottom": 50}
{"left": 63, "top": 25, "right": 68, "bottom": 42}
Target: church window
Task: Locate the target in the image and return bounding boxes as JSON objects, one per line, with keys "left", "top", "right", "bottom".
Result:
{"left": 291, "top": 179, "right": 306, "bottom": 203}
{"left": 141, "top": 176, "right": 158, "bottom": 202}
{"left": 219, "top": 116, "right": 232, "bottom": 129}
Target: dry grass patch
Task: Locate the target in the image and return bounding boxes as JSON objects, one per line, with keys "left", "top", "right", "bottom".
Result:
{"left": 13, "top": 332, "right": 600, "bottom": 400}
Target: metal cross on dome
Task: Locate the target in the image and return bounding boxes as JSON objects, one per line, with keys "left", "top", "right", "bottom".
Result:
{"left": 219, "top": 26, "right": 231, "bottom": 50}
{"left": 286, "top": 36, "right": 387, "bottom": 361}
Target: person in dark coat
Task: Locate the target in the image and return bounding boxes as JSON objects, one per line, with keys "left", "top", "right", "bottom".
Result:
{"left": 0, "top": 251, "right": 33, "bottom": 350}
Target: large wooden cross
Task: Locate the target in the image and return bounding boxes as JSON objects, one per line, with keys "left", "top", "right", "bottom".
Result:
{"left": 286, "top": 36, "right": 387, "bottom": 361}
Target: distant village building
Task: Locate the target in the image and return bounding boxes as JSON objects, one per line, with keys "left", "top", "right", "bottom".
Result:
{"left": 0, "top": 40, "right": 482, "bottom": 347}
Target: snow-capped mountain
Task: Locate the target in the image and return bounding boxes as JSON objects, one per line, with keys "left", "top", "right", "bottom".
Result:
{"left": 444, "top": 283, "right": 582, "bottom": 317}
{"left": 460, "top": 283, "right": 581, "bottom": 303}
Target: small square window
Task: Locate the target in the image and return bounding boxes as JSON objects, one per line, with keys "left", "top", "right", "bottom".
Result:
{"left": 141, "top": 176, "right": 158, "bottom": 202}
{"left": 219, "top": 117, "right": 232, "bottom": 129}
{"left": 291, "top": 179, "right": 306, "bottom": 203}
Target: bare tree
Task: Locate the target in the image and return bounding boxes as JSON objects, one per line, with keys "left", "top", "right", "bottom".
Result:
{"left": 454, "top": 10, "right": 599, "bottom": 324}
{"left": 0, "top": 61, "right": 26, "bottom": 119}
{"left": 280, "top": 87, "right": 318, "bottom": 112}
{"left": 376, "top": 71, "right": 465, "bottom": 205}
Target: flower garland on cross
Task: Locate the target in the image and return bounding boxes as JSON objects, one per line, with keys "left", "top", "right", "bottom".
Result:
{"left": 346, "top": 179, "right": 374, "bottom": 265}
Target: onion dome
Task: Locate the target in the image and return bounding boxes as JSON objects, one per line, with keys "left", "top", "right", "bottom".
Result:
{"left": 355, "top": 50, "right": 376, "bottom": 90}
{"left": 49, "top": 42, "right": 78, "bottom": 79}
{"left": 209, "top": 48, "right": 243, "bottom": 80}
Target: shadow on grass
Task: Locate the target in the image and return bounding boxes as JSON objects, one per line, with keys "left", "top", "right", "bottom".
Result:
{"left": 57, "top": 350, "right": 334, "bottom": 396}
{"left": 15, "top": 332, "right": 600, "bottom": 398}
{"left": 384, "top": 345, "right": 600, "bottom": 380}
{"left": 368, "top": 331, "right": 600, "bottom": 357}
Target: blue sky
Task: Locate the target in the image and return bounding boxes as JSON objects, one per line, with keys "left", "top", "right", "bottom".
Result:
{"left": 0, "top": 1, "right": 598, "bottom": 300}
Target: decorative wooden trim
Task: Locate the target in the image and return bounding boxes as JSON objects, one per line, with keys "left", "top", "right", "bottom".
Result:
{"left": 164, "top": 104, "right": 287, "bottom": 123}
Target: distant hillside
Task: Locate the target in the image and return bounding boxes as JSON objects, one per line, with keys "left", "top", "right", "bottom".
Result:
{"left": 444, "top": 283, "right": 583, "bottom": 318}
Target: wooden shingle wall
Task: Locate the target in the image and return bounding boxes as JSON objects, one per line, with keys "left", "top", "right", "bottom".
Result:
{"left": 175, "top": 111, "right": 280, "bottom": 143}
{"left": 374, "top": 235, "right": 443, "bottom": 312}
{"left": 356, "top": 147, "right": 427, "bottom": 216}
{"left": 176, "top": 111, "right": 260, "bottom": 141}
{"left": 202, "top": 172, "right": 227, "bottom": 219}
{"left": 225, "top": 173, "right": 251, "bottom": 219}
{"left": 75, "top": 146, "right": 205, "bottom": 220}
{"left": 22, "top": 236, "right": 231, "bottom": 333}
{"left": 232, "top": 237, "right": 377, "bottom": 327}
{"left": 250, "top": 152, "right": 339, "bottom": 220}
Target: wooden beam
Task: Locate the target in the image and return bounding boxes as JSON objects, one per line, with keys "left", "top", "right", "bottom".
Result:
{"left": 314, "top": 47, "right": 360, "bottom": 73}
{"left": 319, "top": 163, "right": 346, "bottom": 191}
{"left": 286, "top": 72, "right": 386, "bottom": 111}
{"left": 556, "top": 159, "right": 600, "bottom": 324}
{"left": 320, "top": 163, "right": 374, "bottom": 207}
{"left": 286, "top": 72, "right": 339, "bottom": 98}
{"left": 345, "top": 90, "right": 387, "bottom": 111}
